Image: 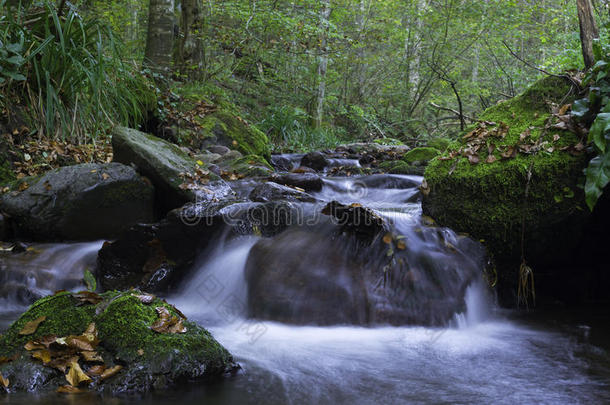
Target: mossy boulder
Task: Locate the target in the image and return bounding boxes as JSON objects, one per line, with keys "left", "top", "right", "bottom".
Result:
{"left": 196, "top": 111, "right": 270, "bottom": 161}
{"left": 422, "top": 76, "right": 589, "bottom": 301}
{"left": 0, "top": 291, "right": 234, "bottom": 395}
{"left": 427, "top": 138, "right": 452, "bottom": 152}
{"left": 112, "top": 127, "right": 218, "bottom": 212}
{"left": 378, "top": 160, "right": 424, "bottom": 175}
{"left": 0, "top": 163, "right": 154, "bottom": 241}
{"left": 224, "top": 154, "right": 273, "bottom": 178}
{"left": 403, "top": 147, "right": 440, "bottom": 164}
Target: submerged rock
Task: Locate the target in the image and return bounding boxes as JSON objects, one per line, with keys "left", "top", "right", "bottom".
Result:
{"left": 0, "top": 291, "right": 235, "bottom": 395}
{"left": 269, "top": 173, "right": 323, "bottom": 192}
{"left": 0, "top": 163, "right": 154, "bottom": 241}
{"left": 249, "top": 182, "right": 317, "bottom": 203}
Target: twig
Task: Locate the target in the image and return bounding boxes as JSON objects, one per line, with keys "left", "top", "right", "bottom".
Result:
{"left": 429, "top": 102, "right": 474, "bottom": 122}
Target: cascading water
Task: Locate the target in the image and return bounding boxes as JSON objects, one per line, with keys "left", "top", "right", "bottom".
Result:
{"left": 1, "top": 163, "right": 609, "bottom": 404}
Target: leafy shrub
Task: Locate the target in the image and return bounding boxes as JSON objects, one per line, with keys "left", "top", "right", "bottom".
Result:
{"left": 571, "top": 39, "right": 610, "bottom": 210}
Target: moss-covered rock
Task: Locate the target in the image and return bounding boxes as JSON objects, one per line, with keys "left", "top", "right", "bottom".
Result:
{"left": 378, "top": 160, "right": 424, "bottom": 175}
{"left": 112, "top": 127, "right": 218, "bottom": 212}
{"left": 422, "top": 76, "right": 589, "bottom": 301}
{"left": 224, "top": 154, "right": 274, "bottom": 178}
{"left": 403, "top": 147, "right": 441, "bottom": 164}
{"left": 427, "top": 138, "right": 452, "bottom": 152}
{"left": 196, "top": 111, "right": 270, "bottom": 161}
{"left": 0, "top": 291, "right": 234, "bottom": 395}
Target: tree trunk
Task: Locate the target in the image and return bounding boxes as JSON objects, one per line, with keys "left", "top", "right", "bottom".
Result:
{"left": 144, "top": 0, "right": 175, "bottom": 77}
{"left": 314, "top": 0, "right": 331, "bottom": 128}
{"left": 577, "top": 0, "right": 599, "bottom": 69}
{"left": 177, "top": 0, "right": 205, "bottom": 79}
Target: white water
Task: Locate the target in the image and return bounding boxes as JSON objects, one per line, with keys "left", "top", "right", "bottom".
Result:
{"left": 168, "top": 239, "right": 609, "bottom": 405}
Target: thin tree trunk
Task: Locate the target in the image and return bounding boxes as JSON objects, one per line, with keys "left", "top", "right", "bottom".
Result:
{"left": 177, "top": 0, "right": 205, "bottom": 79}
{"left": 355, "top": 0, "right": 367, "bottom": 103}
{"left": 144, "top": 0, "right": 175, "bottom": 77}
{"left": 577, "top": 0, "right": 599, "bottom": 69}
{"left": 314, "top": 0, "right": 331, "bottom": 128}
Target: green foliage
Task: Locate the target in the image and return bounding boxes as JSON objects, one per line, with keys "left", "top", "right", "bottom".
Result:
{"left": 572, "top": 40, "right": 610, "bottom": 210}
{"left": 0, "top": 1, "right": 155, "bottom": 142}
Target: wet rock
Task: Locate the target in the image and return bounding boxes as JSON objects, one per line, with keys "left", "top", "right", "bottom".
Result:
{"left": 112, "top": 126, "right": 215, "bottom": 212}
{"left": 207, "top": 145, "right": 230, "bottom": 155}
{"left": 0, "top": 163, "right": 154, "bottom": 241}
{"left": 270, "top": 155, "right": 294, "bottom": 172}
{"left": 97, "top": 200, "right": 294, "bottom": 291}
{"left": 222, "top": 155, "right": 273, "bottom": 178}
{"left": 268, "top": 173, "right": 323, "bottom": 192}
{"left": 195, "top": 152, "right": 222, "bottom": 165}
{"left": 0, "top": 291, "right": 235, "bottom": 395}
{"left": 249, "top": 182, "right": 317, "bottom": 203}
{"left": 300, "top": 151, "right": 329, "bottom": 171}
{"left": 291, "top": 166, "right": 317, "bottom": 174}
{"left": 322, "top": 201, "right": 384, "bottom": 241}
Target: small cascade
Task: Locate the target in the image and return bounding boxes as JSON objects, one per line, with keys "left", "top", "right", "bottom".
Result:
{"left": 0, "top": 241, "right": 103, "bottom": 307}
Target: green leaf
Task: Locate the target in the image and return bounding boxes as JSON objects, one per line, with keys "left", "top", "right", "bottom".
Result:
{"left": 5, "top": 55, "right": 25, "bottom": 66}
{"left": 83, "top": 269, "right": 97, "bottom": 292}
{"left": 571, "top": 98, "right": 590, "bottom": 119}
{"left": 2, "top": 71, "right": 26, "bottom": 81}
{"left": 588, "top": 112, "right": 610, "bottom": 153}
{"left": 584, "top": 151, "right": 610, "bottom": 211}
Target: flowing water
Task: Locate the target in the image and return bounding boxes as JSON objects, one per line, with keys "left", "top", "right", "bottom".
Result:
{"left": 1, "top": 169, "right": 609, "bottom": 404}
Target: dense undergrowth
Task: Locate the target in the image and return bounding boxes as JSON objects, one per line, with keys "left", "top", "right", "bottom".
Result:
{"left": 0, "top": 1, "right": 155, "bottom": 143}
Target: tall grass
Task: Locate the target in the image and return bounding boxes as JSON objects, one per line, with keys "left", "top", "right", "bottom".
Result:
{"left": 0, "top": 1, "right": 155, "bottom": 143}
{"left": 260, "top": 105, "right": 344, "bottom": 152}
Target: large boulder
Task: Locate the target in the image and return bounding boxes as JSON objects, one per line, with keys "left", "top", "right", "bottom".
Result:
{"left": 249, "top": 182, "right": 317, "bottom": 203}
{"left": 0, "top": 163, "right": 154, "bottom": 241}
{"left": 245, "top": 204, "right": 485, "bottom": 326}
{"left": 300, "top": 151, "right": 329, "bottom": 172}
{"left": 0, "top": 291, "right": 235, "bottom": 395}
{"left": 269, "top": 173, "right": 323, "bottom": 192}
{"left": 112, "top": 127, "right": 215, "bottom": 212}
{"left": 422, "top": 76, "right": 590, "bottom": 303}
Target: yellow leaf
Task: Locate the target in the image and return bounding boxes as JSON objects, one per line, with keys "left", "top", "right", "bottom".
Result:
{"left": 0, "top": 372, "right": 9, "bottom": 388}
{"left": 57, "top": 385, "right": 84, "bottom": 394}
{"left": 80, "top": 351, "right": 103, "bottom": 363}
{"left": 196, "top": 160, "right": 204, "bottom": 166}
{"left": 382, "top": 233, "right": 393, "bottom": 245}
{"left": 101, "top": 173, "right": 110, "bottom": 180}
{"left": 86, "top": 365, "right": 106, "bottom": 377}
{"left": 31, "top": 350, "right": 51, "bottom": 364}
{"left": 19, "top": 316, "right": 46, "bottom": 335}
{"left": 66, "top": 361, "right": 91, "bottom": 387}
{"left": 100, "top": 365, "right": 123, "bottom": 381}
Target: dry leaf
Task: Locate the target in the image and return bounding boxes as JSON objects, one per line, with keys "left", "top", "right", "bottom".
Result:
{"left": 19, "top": 316, "right": 46, "bottom": 335}
{"left": 553, "top": 134, "right": 561, "bottom": 142}
{"left": 100, "top": 365, "right": 123, "bottom": 381}
{"left": 73, "top": 291, "right": 103, "bottom": 306}
{"left": 396, "top": 240, "right": 406, "bottom": 250}
{"left": 133, "top": 293, "right": 156, "bottom": 305}
{"left": 0, "top": 372, "right": 8, "bottom": 388}
{"left": 86, "top": 365, "right": 106, "bottom": 377}
{"left": 137, "top": 349, "right": 144, "bottom": 356}
{"left": 66, "top": 361, "right": 92, "bottom": 387}
{"left": 31, "top": 350, "right": 51, "bottom": 364}
{"left": 382, "top": 233, "right": 393, "bottom": 244}
{"left": 80, "top": 351, "right": 103, "bottom": 363}
{"left": 57, "top": 385, "right": 84, "bottom": 394}
{"left": 486, "top": 154, "right": 497, "bottom": 164}
{"left": 101, "top": 173, "right": 110, "bottom": 180}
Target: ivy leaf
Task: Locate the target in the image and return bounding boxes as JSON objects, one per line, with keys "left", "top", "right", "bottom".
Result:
{"left": 584, "top": 151, "right": 610, "bottom": 211}
{"left": 571, "top": 98, "right": 590, "bottom": 119}
{"left": 588, "top": 113, "right": 610, "bottom": 153}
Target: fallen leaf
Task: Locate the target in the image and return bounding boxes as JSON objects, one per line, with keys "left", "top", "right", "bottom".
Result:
{"left": 133, "top": 293, "right": 156, "bottom": 305}
{"left": 86, "top": 365, "right": 106, "bottom": 377}
{"left": 467, "top": 154, "right": 480, "bottom": 165}
{"left": 0, "top": 372, "right": 9, "bottom": 388}
{"left": 31, "top": 350, "right": 51, "bottom": 364}
{"left": 151, "top": 307, "right": 187, "bottom": 334}
{"left": 137, "top": 349, "right": 144, "bottom": 356}
{"left": 382, "top": 233, "right": 393, "bottom": 244}
{"left": 66, "top": 360, "right": 92, "bottom": 387}
{"left": 486, "top": 155, "right": 497, "bottom": 164}
{"left": 19, "top": 316, "right": 46, "bottom": 335}
{"left": 80, "top": 351, "right": 103, "bottom": 363}
{"left": 553, "top": 134, "right": 561, "bottom": 142}
{"left": 558, "top": 103, "right": 571, "bottom": 115}
{"left": 100, "top": 365, "right": 123, "bottom": 381}
{"left": 396, "top": 240, "right": 406, "bottom": 250}
{"left": 18, "top": 182, "right": 29, "bottom": 192}
{"left": 73, "top": 291, "right": 103, "bottom": 306}
{"left": 101, "top": 173, "right": 110, "bottom": 180}
{"left": 57, "top": 385, "right": 84, "bottom": 394}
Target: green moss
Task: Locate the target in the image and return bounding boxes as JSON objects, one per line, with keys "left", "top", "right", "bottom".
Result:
{"left": 422, "top": 75, "right": 587, "bottom": 271}
{"left": 197, "top": 111, "right": 271, "bottom": 161}
{"left": 427, "top": 138, "right": 451, "bottom": 152}
{"left": 378, "top": 160, "right": 424, "bottom": 175}
{"left": 227, "top": 154, "right": 273, "bottom": 177}
{"left": 403, "top": 147, "right": 441, "bottom": 164}
{"left": 0, "top": 291, "right": 231, "bottom": 369}
{"left": 373, "top": 138, "right": 404, "bottom": 146}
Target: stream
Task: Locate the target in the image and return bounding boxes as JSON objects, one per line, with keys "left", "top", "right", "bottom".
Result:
{"left": 1, "top": 163, "right": 609, "bottom": 404}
